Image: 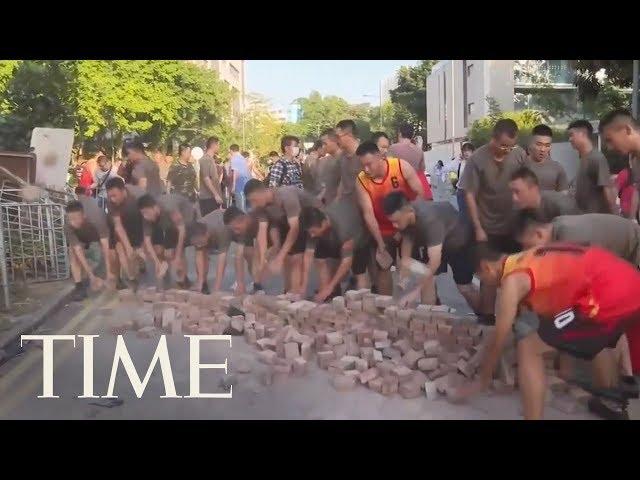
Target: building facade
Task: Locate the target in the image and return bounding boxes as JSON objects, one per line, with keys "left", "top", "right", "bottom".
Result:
{"left": 189, "top": 60, "right": 246, "bottom": 121}
{"left": 380, "top": 72, "right": 399, "bottom": 105}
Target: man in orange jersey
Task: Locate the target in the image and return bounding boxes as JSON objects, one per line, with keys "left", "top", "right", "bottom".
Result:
{"left": 355, "top": 140, "right": 427, "bottom": 295}
{"left": 450, "top": 242, "right": 640, "bottom": 419}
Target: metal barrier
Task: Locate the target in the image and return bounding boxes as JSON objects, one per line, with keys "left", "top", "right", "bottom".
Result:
{"left": 0, "top": 182, "right": 71, "bottom": 310}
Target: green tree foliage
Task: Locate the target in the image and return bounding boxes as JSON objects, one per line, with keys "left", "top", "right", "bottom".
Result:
{"left": 389, "top": 60, "right": 437, "bottom": 133}
{"left": 467, "top": 109, "right": 552, "bottom": 146}
{"left": 571, "top": 60, "right": 633, "bottom": 100}
{"left": 0, "top": 60, "right": 234, "bottom": 154}
{"left": 243, "top": 94, "right": 287, "bottom": 159}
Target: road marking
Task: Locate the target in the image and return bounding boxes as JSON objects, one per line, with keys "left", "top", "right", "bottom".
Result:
{"left": 0, "top": 294, "right": 115, "bottom": 417}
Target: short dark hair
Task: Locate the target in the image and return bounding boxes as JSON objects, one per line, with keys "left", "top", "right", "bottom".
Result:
{"left": 310, "top": 140, "right": 323, "bottom": 152}
{"left": 223, "top": 205, "right": 245, "bottom": 225}
{"left": 66, "top": 200, "right": 84, "bottom": 214}
{"left": 598, "top": 109, "right": 640, "bottom": 133}
{"left": 137, "top": 194, "right": 157, "bottom": 210}
{"left": 510, "top": 166, "right": 539, "bottom": 186}
{"left": 371, "top": 131, "right": 390, "bottom": 144}
{"left": 382, "top": 190, "right": 411, "bottom": 216}
{"left": 299, "top": 206, "right": 327, "bottom": 230}
{"left": 241, "top": 151, "right": 250, "bottom": 158}
{"left": 230, "top": 144, "right": 240, "bottom": 152}
{"left": 122, "top": 139, "right": 145, "bottom": 157}
{"left": 461, "top": 142, "right": 475, "bottom": 153}
{"left": 398, "top": 123, "right": 414, "bottom": 140}
{"left": 97, "top": 155, "right": 109, "bottom": 165}
{"left": 492, "top": 119, "right": 519, "bottom": 138}
{"left": 105, "top": 177, "right": 126, "bottom": 191}
{"left": 243, "top": 178, "right": 266, "bottom": 197}
{"left": 532, "top": 124, "right": 553, "bottom": 138}
{"left": 320, "top": 128, "right": 338, "bottom": 141}
{"left": 567, "top": 119, "right": 593, "bottom": 136}
{"left": 514, "top": 208, "right": 552, "bottom": 237}
{"left": 190, "top": 222, "right": 209, "bottom": 238}
{"left": 178, "top": 144, "right": 191, "bottom": 156}
{"left": 280, "top": 135, "right": 300, "bottom": 153}
{"left": 75, "top": 186, "right": 87, "bottom": 196}
{"left": 355, "top": 140, "right": 379, "bottom": 157}
{"left": 206, "top": 136, "right": 220, "bottom": 149}
{"left": 335, "top": 119, "right": 357, "bottom": 136}
{"left": 268, "top": 151, "right": 279, "bottom": 157}
{"left": 472, "top": 242, "right": 504, "bottom": 271}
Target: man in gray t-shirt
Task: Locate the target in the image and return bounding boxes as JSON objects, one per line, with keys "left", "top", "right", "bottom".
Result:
{"left": 383, "top": 192, "right": 479, "bottom": 312}
{"left": 65, "top": 196, "right": 116, "bottom": 300}
{"left": 300, "top": 199, "right": 371, "bottom": 302}
{"left": 138, "top": 193, "right": 195, "bottom": 288}
{"left": 524, "top": 124, "right": 569, "bottom": 192}
{"left": 198, "top": 137, "right": 225, "bottom": 215}
{"left": 568, "top": 119, "right": 616, "bottom": 214}
{"left": 189, "top": 209, "right": 241, "bottom": 294}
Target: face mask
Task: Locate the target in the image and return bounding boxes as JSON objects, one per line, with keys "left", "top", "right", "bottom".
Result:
{"left": 292, "top": 146, "right": 300, "bottom": 156}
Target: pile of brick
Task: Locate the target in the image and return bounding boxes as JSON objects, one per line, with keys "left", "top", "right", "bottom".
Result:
{"left": 113, "top": 286, "right": 587, "bottom": 408}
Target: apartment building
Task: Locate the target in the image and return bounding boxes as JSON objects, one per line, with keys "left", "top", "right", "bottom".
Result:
{"left": 189, "top": 60, "right": 246, "bottom": 121}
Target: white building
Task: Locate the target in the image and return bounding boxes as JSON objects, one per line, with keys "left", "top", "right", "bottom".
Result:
{"left": 381, "top": 72, "right": 399, "bottom": 104}
{"left": 189, "top": 60, "right": 246, "bottom": 121}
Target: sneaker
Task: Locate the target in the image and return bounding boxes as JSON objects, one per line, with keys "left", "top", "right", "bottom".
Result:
{"left": 201, "top": 281, "right": 210, "bottom": 295}
{"left": 252, "top": 282, "right": 264, "bottom": 293}
{"left": 587, "top": 396, "right": 628, "bottom": 420}
{"left": 71, "top": 284, "right": 88, "bottom": 302}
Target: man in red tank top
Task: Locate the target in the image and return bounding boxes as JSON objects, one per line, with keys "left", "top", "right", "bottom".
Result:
{"left": 355, "top": 141, "right": 427, "bottom": 296}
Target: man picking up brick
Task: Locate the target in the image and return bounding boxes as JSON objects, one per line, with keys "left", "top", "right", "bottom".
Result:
{"left": 190, "top": 209, "right": 249, "bottom": 295}
{"left": 243, "top": 179, "right": 322, "bottom": 295}
{"left": 299, "top": 199, "right": 372, "bottom": 302}
{"left": 382, "top": 190, "right": 479, "bottom": 311}
{"left": 450, "top": 243, "right": 640, "bottom": 420}
{"left": 64, "top": 197, "right": 118, "bottom": 301}
{"left": 137, "top": 193, "right": 196, "bottom": 289}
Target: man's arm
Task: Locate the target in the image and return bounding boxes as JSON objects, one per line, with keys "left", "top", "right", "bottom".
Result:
{"left": 299, "top": 246, "right": 315, "bottom": 295}
{"left": 113, "top": 215, "right": 135, "bottom": 257}
{"left": 465, "top": 191, "right": 487, "bottom": 242}
{"left": 99, "top": 237, "right": 113, "bottom": 280}
{"left": 72, "top": 244, "right": 98, "bottom": 279}
{"left": 213, "top": 251, "right": 228, "bottom": 291}
{"left": 477, "top": 274, "right": 530, "bottom": 386}
{"left": 399, "top": 242, "right": 442, "bottom": 307}
{"left": 169, "top": 210, "right": 186, "bottom": 261}
{"left": 138, "top": 177, "right": 148, "bottom": 191}
{"left": 256, "top": 221, "right": 269, "bottom": 273}
{"left": 234, "top": 244, "right": 246, "bottom": 294}
{"left": 356, "top": 181, "right": 385, "bottom": 252}
{"left": 556, "top": 166, "right": 569, "bottom": 194}
{"left": 274, "top": 216, "right": 299, "bottom": 262}
{"left": 400, "top": 159, "right": 425, "bottom": 198}
{"left": 232, "top": 169, "right": 238, "bottom": 195}
{"left": 630, "top": 188, "right": 639, "bottom": 222}
{"left": 604, "top": 185, "right": 618, "bottom": 214}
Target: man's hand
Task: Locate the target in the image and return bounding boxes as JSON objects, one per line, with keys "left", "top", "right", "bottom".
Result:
{"left": 89, "top": 274, "right": 105, "bottom": 292}
{"left": 314, "top": 285, "right": 334, "bottom": 303}
{"left": 475, "top": 225, "right": 488, "bottom": 243}
{"left": 398, "top": 287, "right": 421, "bottom": 308}
{"left": 447, "top": 378, "right": 488, "bottom": 404}
{"left": 214, "top": 194, "right": 223, "bottom": 206}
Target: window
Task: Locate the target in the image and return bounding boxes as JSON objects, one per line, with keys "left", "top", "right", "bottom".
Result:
{"left": 466, "top": 64, "right": 474, "bottom": 77}
{"left": 467, "top": 103, "right": 475, "bottom": 115}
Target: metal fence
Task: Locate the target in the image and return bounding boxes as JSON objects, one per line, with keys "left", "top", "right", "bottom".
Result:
{"left": 0, "top": 182, "right": 71, "bottom": 310}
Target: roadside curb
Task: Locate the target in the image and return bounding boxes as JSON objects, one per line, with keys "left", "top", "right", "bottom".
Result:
{"left": 0, "top": 282, "right": 76, "bottom": 351}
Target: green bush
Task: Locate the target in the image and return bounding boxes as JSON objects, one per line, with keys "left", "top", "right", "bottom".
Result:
{"left": 467, "top": 109, "right": 569, "bottom": 147}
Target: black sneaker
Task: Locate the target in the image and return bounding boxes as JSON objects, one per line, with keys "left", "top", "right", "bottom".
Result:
{"left": 588, "top": 396, "right": 628, "bottom": 420}
{"left": 476, "top": 314, "right": 496, "bottom": 326}
{"left": 252, "top": 282, "right": 264, "bottom": 293}
{"left": 201, "top": 281, "right": 210, "bottom": 295}
{"left": 71, "top": 284, "right": 88, "bottom": 302}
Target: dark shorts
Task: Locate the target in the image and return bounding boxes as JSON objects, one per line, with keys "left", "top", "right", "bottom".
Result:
{"left": 199, "top": 198, "right": 221, "bottom": 216}
{"left": 277, "top": 222, "right": 307, "bottom": 256}
{"left": 537, "top": 308, "right": 640, "bottom": 361}
{"left": 383, "top": 235, "right": 425, "bottom": 267}
{"left": 76, "top": 226, "right": 116, "bottom": 250}
{"left": 157, "top": 225, "right": 193, "bottom": 250}
{"left": 314, "top": 236, "right": 370, "bottom": 276}
{"left": 487, "top": 233, "right": 521, "bottom": 254}
{"left": 435, "top": 247, "right": 474, "bottom": 285}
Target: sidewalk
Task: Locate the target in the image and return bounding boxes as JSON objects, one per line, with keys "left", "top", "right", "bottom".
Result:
{"left": 0, "top": 280, "right": 75, "bottom": 354}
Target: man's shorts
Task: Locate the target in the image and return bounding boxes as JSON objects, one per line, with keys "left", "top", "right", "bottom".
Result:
{"left": 314, "top": 236, "right": 370, "bottom": 275}
{"left": 199, "top": 198, "right": 221, "bottom": 217}
{"left": 537, "top": 308, "right": 640, "bottom": 360}
{"left": 382, "top": 235, "right": 425, "bottom": 268}
{"left": 121, "top": 214, "right": 145, "bottom": 248}
{"left": 76, "top": 226, "right": 117, "bottom": 250}
{"left": 486, "top": 233, "right": 521, "bottom": 254}
{"left": 277, "top": 222, "right": 307, "bottom": 256}
{"left": 159, "top": 225, "right": 194, "bottom": 250}
{"left": 435, "top": 246, "right": 474, "bottom": 285}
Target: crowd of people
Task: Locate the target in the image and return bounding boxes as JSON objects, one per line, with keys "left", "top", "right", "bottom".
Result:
{"left": 63, "top": 109, "right": 640, "bottom": 419}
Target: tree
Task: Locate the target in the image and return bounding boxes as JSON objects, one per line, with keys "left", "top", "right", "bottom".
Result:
{"left": 243, "top": 93, "right": 286, "bottom": 159}
{"left": 389, "top": 60, "right": 438, "bottom": 133}
{"left": 571, "top": 60, "right": 634, "bottom": 100}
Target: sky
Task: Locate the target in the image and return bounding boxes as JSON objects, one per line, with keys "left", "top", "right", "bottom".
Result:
{"left": 246, "top": 60, "right": 418, "bottom": 110}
